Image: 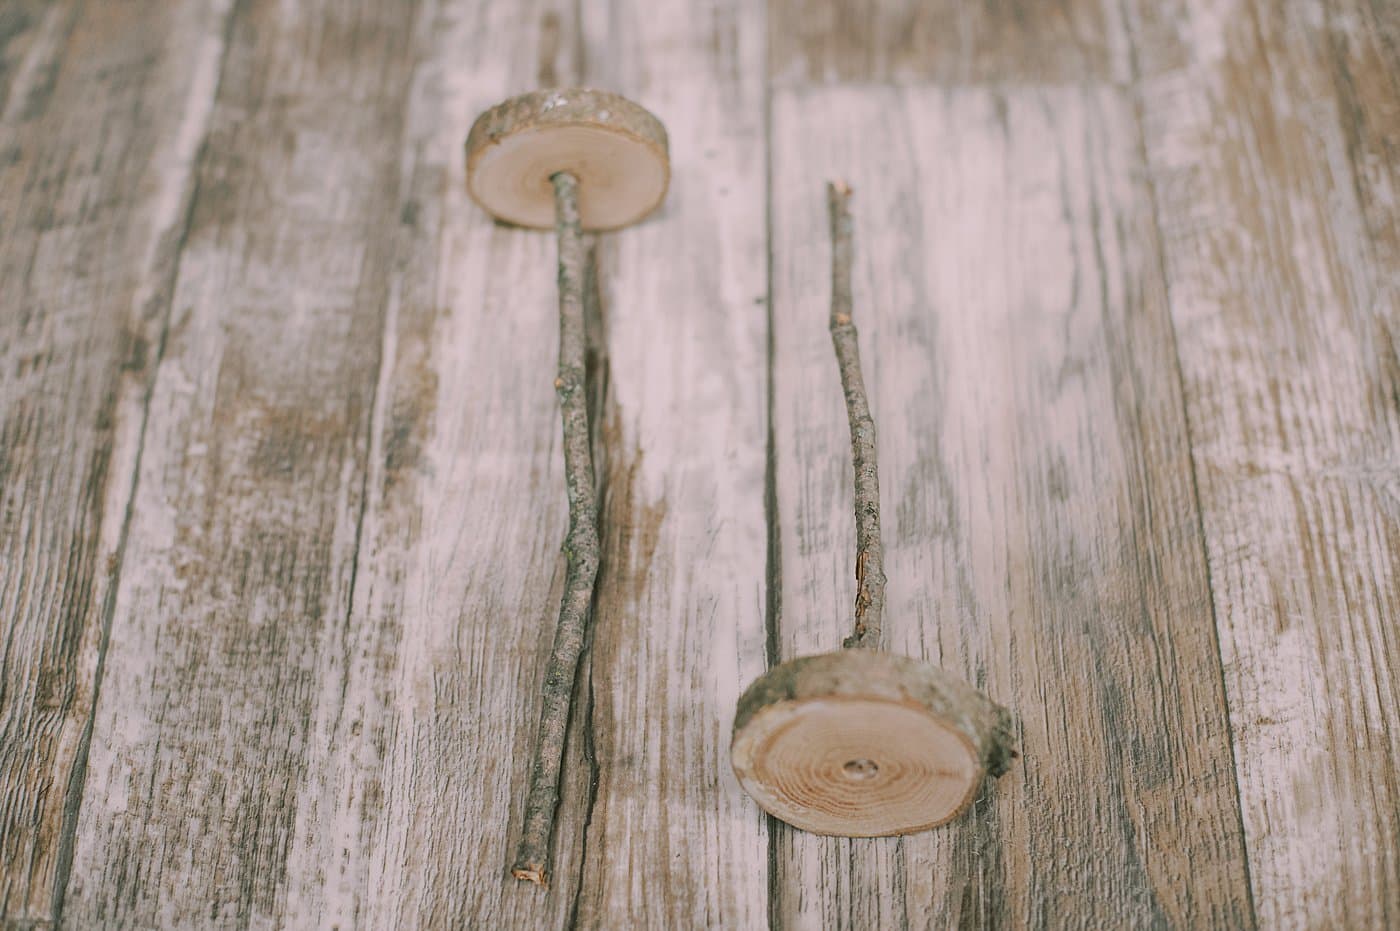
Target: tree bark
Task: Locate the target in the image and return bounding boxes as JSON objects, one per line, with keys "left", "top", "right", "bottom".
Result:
{"left": 512, "top": 171, "right": 600, "bottom": 887}
{"left": 828, "top": 182, "right": 885, "bottom": 650}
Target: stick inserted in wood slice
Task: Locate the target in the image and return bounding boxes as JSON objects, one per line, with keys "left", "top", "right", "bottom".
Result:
{"left": 731, "top": 182, "right": 1015, "bottom": 837}
{"left": 827, "top": 181, "right": 884, "bottom": 651}
{"left": 465, "top": 88, "right": 670, "bottom": 887}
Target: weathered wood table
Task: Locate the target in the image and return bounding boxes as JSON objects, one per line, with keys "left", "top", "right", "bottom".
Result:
{"left": 2, "top": 1, "right": 1396, "bottom": 927}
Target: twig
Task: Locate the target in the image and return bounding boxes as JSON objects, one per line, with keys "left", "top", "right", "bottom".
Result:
{"left": 511, "top": 171, "right": 601, "bottom": 886}
{"left": 828, "top": 181, "right": 885, "bottom": 651}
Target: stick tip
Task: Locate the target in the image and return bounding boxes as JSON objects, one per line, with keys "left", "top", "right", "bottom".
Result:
{"left": 512, "top": 865, "right": 549, "bottom": 887}
{"left": 828, "top": 178, "right": 852, "bottom": 197}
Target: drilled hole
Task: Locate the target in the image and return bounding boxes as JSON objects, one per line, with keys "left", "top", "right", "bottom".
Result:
{"left": 842, "top": 758, "right": 879, "bottom": 780}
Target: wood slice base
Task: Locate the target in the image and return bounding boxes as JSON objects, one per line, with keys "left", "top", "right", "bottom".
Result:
{"left": 465, "top": 88, "right": 670, "bottom": 231}
{"left": 731, "top": 651, "right": 1015, "bottom": 836}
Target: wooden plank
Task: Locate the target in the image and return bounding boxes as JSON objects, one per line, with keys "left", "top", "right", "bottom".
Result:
{"left": 767, "top": 85, "right": 1254, "bottom": 928}
{"left": 568, "top": 0, "right": 774, "bottom": 926}
{"left": 1126, "top": 0, "right": 1400, "bottom": 925}
{"left": 768, "top": 0, "right": 1131, "bottom": 86}
{"left": 0, "top": 1, "right": 232, "bottom": 923}
{"left": 267, "top": 1, "right": 598, "bottom": 927}
{"left": 55, "top": 1, "right": 435, "bottom": 925}
{"left": 228, "top": 0, "right": 769, "bottom": 923}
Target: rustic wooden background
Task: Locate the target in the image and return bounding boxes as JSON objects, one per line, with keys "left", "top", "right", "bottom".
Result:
{"left": 2, "top": 0, "right": 1397, "bottom": 927}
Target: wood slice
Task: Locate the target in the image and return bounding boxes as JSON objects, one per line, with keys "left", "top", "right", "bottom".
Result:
{"left": 465, "top": 88, "right": 670, "bottom": 231}
{"left": 731, "top": 651, "right": 1015, "bottom": 836}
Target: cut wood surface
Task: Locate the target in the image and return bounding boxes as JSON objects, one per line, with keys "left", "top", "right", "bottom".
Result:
{"left": 731, "top": 651, "right": 1015, "bottom": 836}
{"left": 465, "top": 88, "right": 670, "bottom": 231}
{"left": 0, "top": 0, "right": 1396, "bottom": 928}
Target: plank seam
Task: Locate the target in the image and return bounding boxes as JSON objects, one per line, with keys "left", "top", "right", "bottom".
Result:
{"left": 565, "top": 236, "right": 609, "bottom": 927}
{"left": 564, "top": 640, "right": 600, "bottom": 930}
{"left": 760, "top": 15, "right": 784, "bottom": 931}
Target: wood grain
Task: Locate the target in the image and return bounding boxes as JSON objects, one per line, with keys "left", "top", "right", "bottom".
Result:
{"left": 1, "top": 0, "right": 1396, "bottom": 925}
{"left": 55, "top": 1, "right": 429, "bottom": 925}
{"left": 768, "top": 0, "right": 1131, "bottom": 86}
{"left": 1126, "top": 0, "right": 1400, "bottom": 926}
{"left": 569, "top": 0, "right": 774, "bottom": 925}
{"left": 767, "top": 86, "right": 1254, "bottom": 929}
{"left": 731, "top": 650, "right": 1015, "bottom": 836}
{"left": 464, "top": 87, "right": 671, "bottom": 232}
{"left": 0, "top": 1, "right": 232, "bottom": 923}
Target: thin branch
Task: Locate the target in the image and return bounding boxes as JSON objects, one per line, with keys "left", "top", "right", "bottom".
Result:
{"left": 512, "top": 171, "right": 601, "bottom": 886}
{"left": 828, "top": 181, "right": 885, "bottom": 651}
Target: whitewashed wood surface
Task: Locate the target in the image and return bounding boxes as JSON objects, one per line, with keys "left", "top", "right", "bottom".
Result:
{"left": 1, "top": 0, "right": 1395, "bottom": 927}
